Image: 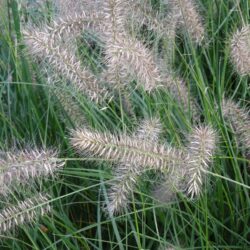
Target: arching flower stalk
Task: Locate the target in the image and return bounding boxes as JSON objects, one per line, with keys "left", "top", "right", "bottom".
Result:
{"left": 102, "top": 0, "right": 162, "bottom": 91}
{"left": 52, "top": 0, "right": 102, "bottom": 17}
{"left": 48, "top": 12, "right": 104, "bottom": 46}
{"left": 23, "top": 0, "right": 200, "bottom": 112}
{"left": 127, "top": 1, "right": 179, "bottom": 58}
{"left": 71, "top": 120, "right": 191, "bottom": 215}
{"left": 104, "top": 33, "right": 163, "bottom": 91}
{"left": 102, "top": 0, "right": 128, "bottom": 39}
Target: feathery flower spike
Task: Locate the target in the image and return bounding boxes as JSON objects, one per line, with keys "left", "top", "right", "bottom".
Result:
{"left": 106, "top": 161, "right": 138, "bottom": 215}
{"left": 128, "top": 1, "right": 178, "bottom": 42}
{"left": 222, "top": 98, "right": 250, "bottom": 156}
{"left": 230, "top": 25, "right": 250, "bottom": 75}
{"left": 0, "top": 148, "right": 65, "bottom": 196}
{"left": 170, "top": 0, "right": 205, "bottom": 44}
{"left": 102, "top": 0, "right": 162, "bottom": 91}
{"left": 70, "top": 127, "right": 185, "bottom": 172}
{"left": 134, "top": 118, "right": 162, "bottom": 142}
{"left": 185, "top": 125, "right": 216, "bottom": 198}
{"left": 52, "top": 0, "right": 102, "bottom": 17}
{"left": 106, "top": 118, "right": 162, "bottom": 215}
{"left": 102, "top": 0, "right": 128, "bottom": 39}
{"left": 0, "top": 193, "right": 51, "bottom": 233}
{"left": 48, "top": 12, "right": 103, "bottom": 46}
{"left": 105, "top": 33, "right": 162, "bottom": 91}
{"left": 23, "top": 26, "right": 108, "bottom": 102}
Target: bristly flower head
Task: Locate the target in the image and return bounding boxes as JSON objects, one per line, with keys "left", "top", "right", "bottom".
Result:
{"left": 0, "top": 148, "right": 65, "bottom": 196}
{"left": 23, "top": 26, "right": 109, "bottom": 103}
{"left": 102, "top": 0, "right": 128, "bottom": 38}
{"left": 106, "top": 118, "right": 163, "bottom": 215}
{"left": 135, "top": 117, "right": 162, "bottom": 142}
{"left": 53, "top": 0, "right": 101, "bottom": 17}
{"left": 23, "top": 0, "right": 202, "bottom": 103}
{"left": 185, "top": 125, "right": 217, "bottom": 198}
{"left": 106, "top": 162, "right": 137, "bottom": 215}
{"left": 221, "top": 98, "right": 250, "bottom": 156}
{"left": 0, "top": 193, "right": 51, "bottom": 233}
{"left": 170, "top": 0, "right": 205, "bottom": 44}
{"left": 230, "top": 25, "right": 250, "bottom": 75}
{"left": 104, "top": 33, "right": 162, "bottom": 91}
{"left": 70, "top": 127, "right": 184, "bottom": 172}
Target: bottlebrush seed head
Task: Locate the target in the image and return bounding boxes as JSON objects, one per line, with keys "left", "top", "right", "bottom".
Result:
{"left": 135, "top": 118, "right": 162, "bottom": 142}
{"left": 222, "top": 98, "right": 250, "bottom": 155}
{"left": 23, "top": 25, "right": 109, "bottom": 103}
{"left": 53, "top": 0, "right": 102, "bottom": 17}
{"left": 185, "top": 125, "right": 217, "bottom": 198}
{"left": 106, "top": 162, "right": 136, "bottom": 215}
{"left": 230, "top": 25, "right": 250, "bottom": 75}
{"left": 170, "top": 0, "right": 205, "bottom": 44}
{"left": 0, "top": 148, "right": 65, "bottom": 196}
{"left": 49, "top": 12, "right": 104, "bottom": 44}
{"left": 70, "top": 127, "right": 184, "bottom": 172}
{"left": 0, "top": 193, "right": 51, "bottom": 233}
{"left": 104, "top": 33, "right": 162, "bottom": 91}
{"left": 106, "top": 118, "right": 163, "bottom": 215}
{"left": 102, "top": 0, "right": 128, "bottom": 37}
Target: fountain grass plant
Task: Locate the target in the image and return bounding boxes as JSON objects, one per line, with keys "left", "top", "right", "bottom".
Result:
{"left": 0, "top": 0, "right": 249, "bottom": 249}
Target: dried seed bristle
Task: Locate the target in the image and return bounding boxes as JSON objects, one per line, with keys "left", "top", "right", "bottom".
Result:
{"left": 102, "top": 0, "right": 128, "bottom": 39}
{"left": 49, "top": 12, "right": 104, "bottom": 45}
{"left": 135, "top": 118, "right": 162, "bottom": 142}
